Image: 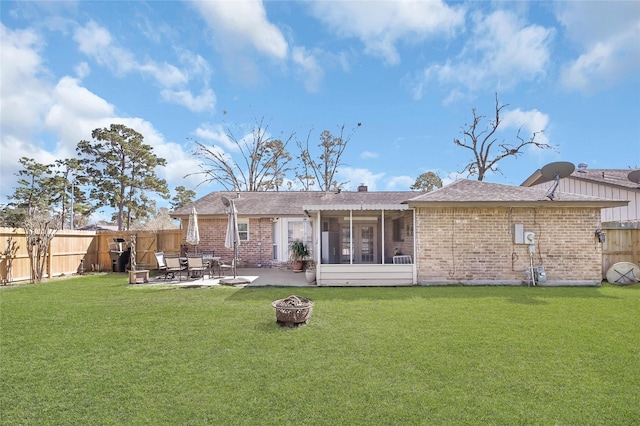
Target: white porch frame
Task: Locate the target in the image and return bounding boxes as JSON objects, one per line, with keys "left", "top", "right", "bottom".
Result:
{"left": 304, "top": 204, "right": 417, "bottom": 286}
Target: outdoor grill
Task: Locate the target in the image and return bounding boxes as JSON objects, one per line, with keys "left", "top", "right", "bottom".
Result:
{"left": 108, "top": 238, "right": 130, "bottom": 272}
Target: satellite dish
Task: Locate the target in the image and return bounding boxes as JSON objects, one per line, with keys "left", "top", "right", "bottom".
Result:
{"left": 606, "top": 262, "right": 640, "bottom": 286}
{"left": 221, "top": 196, "right": 231, "bottom": 208}
{"left": 541, "top": 161, "right": 575, "bottom": 200}
{"left": 628, "top": 170, "right": 640, "bottom": 187}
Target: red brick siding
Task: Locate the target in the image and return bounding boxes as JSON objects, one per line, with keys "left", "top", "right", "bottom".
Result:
{"left": 181, "top": 217, "right": 275, "bottom": 267}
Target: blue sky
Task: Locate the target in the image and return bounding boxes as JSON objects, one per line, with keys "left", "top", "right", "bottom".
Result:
{"left": 1, "top": 1, "right": 639, "bottom": 216}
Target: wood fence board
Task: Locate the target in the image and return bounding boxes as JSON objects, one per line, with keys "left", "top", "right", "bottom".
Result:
{"left": 1, "top": 228, "right": 181, "bottom": 283}
{"left": 602, "top": 227, "right": 640, "bottom": 277}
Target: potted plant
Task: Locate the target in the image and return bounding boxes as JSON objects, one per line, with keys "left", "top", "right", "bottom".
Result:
{"left": 289, "top": 239, "right": 308, "bottom": 272}
{"left": 305, "top": 259, "right": 316, "bottom": 283}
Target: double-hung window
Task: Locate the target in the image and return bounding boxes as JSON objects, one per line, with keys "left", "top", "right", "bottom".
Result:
{"left": 238, "top": 220, "right": 249, "bottom": 241}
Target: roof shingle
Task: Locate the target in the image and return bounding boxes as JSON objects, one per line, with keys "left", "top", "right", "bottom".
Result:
{"left": 522, "top": 168, "right": 640, "bottom": 190}
{"left": 172, "top": 179, "right": 627, "bottom": 217}
{"left": 172, "top": 191, "right": 413, "bottom": 216}
{"left": 407, "top": 179, "right": 627, "bottom": 206}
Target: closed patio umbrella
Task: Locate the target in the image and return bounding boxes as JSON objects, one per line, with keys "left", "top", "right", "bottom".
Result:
{"left": 224, "top": 201, "right": 239, "bottom": 251}
{"left": 221, "top": 196, "right": 247, "bottom": 285}
{"left": 186, "top": 207, "right": 200, "bottom": 252}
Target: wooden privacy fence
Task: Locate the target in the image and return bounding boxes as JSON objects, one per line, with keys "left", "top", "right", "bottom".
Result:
{"left": 601, "top": 225, "right": 640, "bottom": 277}
{"left": 94, "top": 230, "right": 183, "bottom": 271}
{"left": 2, "top": 226, "right": 639, "bottom": 284}
{"left": 0, "top": 228, "right": 182, "bottom": 284}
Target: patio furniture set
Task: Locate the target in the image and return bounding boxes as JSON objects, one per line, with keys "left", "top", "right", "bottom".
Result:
{"left": 153, "top": 251, "right": 232, "bottom": 281}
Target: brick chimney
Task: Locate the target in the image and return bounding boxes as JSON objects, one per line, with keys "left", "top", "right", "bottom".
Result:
{"left": 357, "top": 183, "right": 368, "bottom": 192}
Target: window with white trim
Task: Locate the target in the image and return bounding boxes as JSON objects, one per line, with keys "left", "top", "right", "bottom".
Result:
{"left": 238, "top": 220, "right": 249, "bottom": 241}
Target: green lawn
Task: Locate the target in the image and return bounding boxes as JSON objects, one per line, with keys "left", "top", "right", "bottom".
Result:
{"left": 2, "top": 275, "right": 639, "bottom": 425}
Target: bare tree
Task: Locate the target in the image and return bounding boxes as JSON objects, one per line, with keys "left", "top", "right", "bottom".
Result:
{"left": 1, "top": 236, "right": 19, "bottom": 285}
{"left": 295, "top": 123, "right": 361, "bottom": 192}
{"left": 191, "top": 117, "right": 294, "bottom": 191}
{"left": 454, "top": 93, "right": 553, "bottom": 181}
{"left": 23, "top": 209, "right": 58, "bottom": 283}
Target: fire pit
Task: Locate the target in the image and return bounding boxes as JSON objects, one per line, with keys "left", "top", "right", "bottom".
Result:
{"left": 271, "top": 295, "right": 314, "bottom": 327}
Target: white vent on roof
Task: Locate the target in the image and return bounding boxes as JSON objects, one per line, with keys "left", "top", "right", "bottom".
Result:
{"left": 577, "top": 163, "right": 588, "bottom": 173}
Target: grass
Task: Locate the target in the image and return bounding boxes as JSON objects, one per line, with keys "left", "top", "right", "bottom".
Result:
{"left": 1, "top": 275, "right": 639, "bottom": 425}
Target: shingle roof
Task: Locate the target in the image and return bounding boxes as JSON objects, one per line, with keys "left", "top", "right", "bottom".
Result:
{"left": 569, "top": 169, "right": 640, "bottom": 189}
{"left": 522, "top": 168, "right": 640, "bottom": 190}
{"left": 171, "top": 190, "right": 414, "bottom": 217}
{"left": 406, "top": 179, "right": 627, "bottom": 207}
{"left": 172, "top": 180, "right": 627, "bottom": 218}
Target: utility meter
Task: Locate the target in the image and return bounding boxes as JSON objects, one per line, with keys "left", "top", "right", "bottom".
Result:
{"left": 524, "top": 231, "right": 535, "bottom": 244}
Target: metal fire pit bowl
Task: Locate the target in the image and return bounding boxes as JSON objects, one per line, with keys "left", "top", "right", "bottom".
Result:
{"left": 271, "top": 295, "right": 314, "bottom": 327}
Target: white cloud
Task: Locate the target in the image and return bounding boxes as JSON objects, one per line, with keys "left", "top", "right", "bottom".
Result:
{"left": 73, "top": 21, "right": 214, "bottom": 111}
{"left": 0, "top": 24, "right": 203, "bottom": 206}
{"left": 194, "top": 124, "right": 237, "bottom": 152}
{"left": 360, "top": 151, "right": 379, "bottom": 159}
{"left": 0, "top": 24, "right": 54, "bottom": 201}
{"left": 190, "top": 0, "right": 288, "bottom": 84}
{"left": 414, "top": 9, "right": 554, "bottom": 99}
{"left": 139, "top": 61, "right": 188, "bottom": 87}
{"left": 555, "top": 1, "right": 639, "bottom": 45}
{"left": 43, "top": 76, "right": 116, "bottom": 156}
{"left": 0, "top": 24, "right": 51, "bottom": 141}
{"left": 161, "top": 88, "right": 217, "bottom": 113}
{"left": 292, "top": 46, "right": 324, "bottom": 93}
{"left": 309, "top": 0, "right": 465, "bottom": 65}
{"left": 149, "top": 141, "right": 205, "bottom": 191}
{"left": 501, "top": 108, "right": 550, "bottom": 146}
{"left": 74, "top": 20, "right": 113, "bottom": 59}
{"left": 337, "top": 167, "right": 385, "bottom": 191}
{"left": 191, "top": 0, "right": 288, "bottom": 60}
{"left": 74, "top": 61, "right": 90, "bottom": 79}
{"left": 386, "top": 175, "right": 414, "bottom": 190}
{"left": 557, "top": 2, "right": 640, "bottom": 93}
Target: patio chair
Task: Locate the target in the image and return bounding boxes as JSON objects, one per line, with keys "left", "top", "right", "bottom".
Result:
{"left": 201, "top": 251, "right": 218, "bottom": 277}
{"left": 186, "top": 254, "right": 208, "bottom": 280}
{"left": 164, "top": 254, "right": 186, "bottom": 281}
{"left": 393, "top": 255, "right": 412, "bottom": 264}
{"left": 219, "top": 258, "right": 235, "bottom": 276}
{"left": 154, "top": 252, "right": 170, "bottom": 280}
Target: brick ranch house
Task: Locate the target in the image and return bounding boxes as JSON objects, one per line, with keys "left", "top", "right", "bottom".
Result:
{"left": 171, "top": 180, "right": 626, "bottom": 286}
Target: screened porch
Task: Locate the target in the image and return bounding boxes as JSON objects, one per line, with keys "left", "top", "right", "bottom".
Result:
{"left": 304, "top": 204, "right": 417, "bottom": 286}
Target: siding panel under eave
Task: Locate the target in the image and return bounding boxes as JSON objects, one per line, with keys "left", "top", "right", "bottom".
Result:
{"left": 318, "top": 264, "right": 414, "bottom": 286}
{"left": 532, "top": 178, "right": 640, "bottom": 223}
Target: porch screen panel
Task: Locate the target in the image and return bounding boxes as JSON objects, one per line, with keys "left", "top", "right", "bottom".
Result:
{"left": 360, "top": 226, "right": 374, "bottom": 263}
{"left": 341, "top": 226, "right": 351, "bottom": 263}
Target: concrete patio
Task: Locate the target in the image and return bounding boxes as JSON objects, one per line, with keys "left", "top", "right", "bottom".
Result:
{"left": 136, "top": 267, "right": 314, "bottom": 288}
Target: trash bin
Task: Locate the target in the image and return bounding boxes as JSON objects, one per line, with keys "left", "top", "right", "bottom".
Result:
{"left": 109, "top": 251, "right": 120, "bottom": 272}
{"left": 109, "top": 238, "right": 129, "bottom": 272}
